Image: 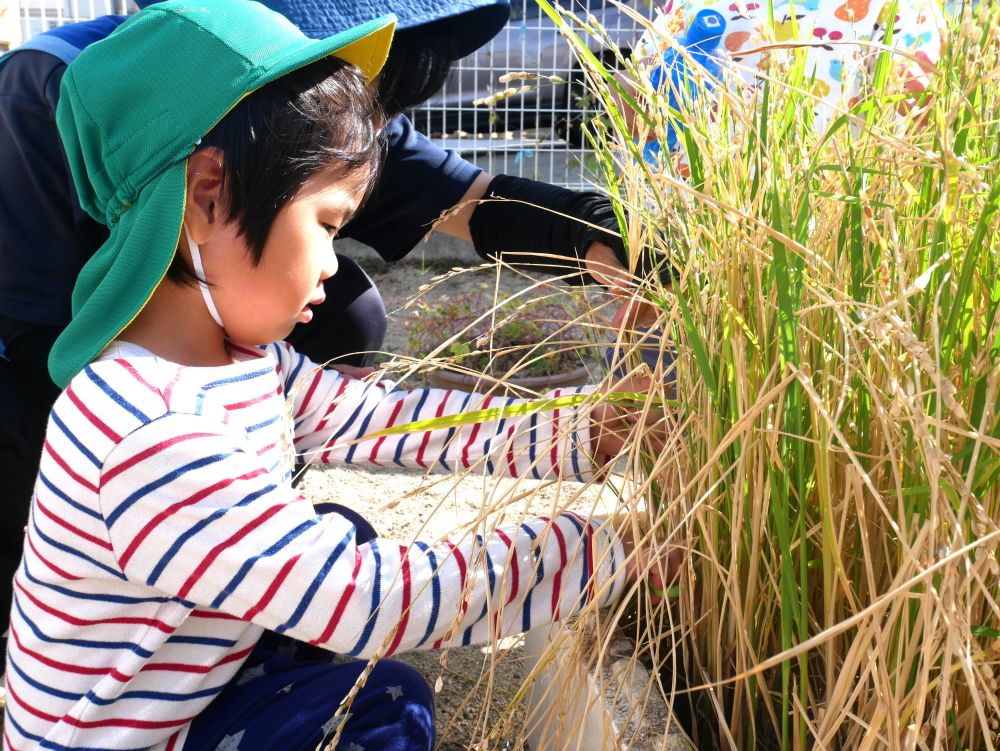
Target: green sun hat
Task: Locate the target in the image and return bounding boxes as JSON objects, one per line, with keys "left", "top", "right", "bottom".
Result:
{"left": 49, "top": 0, "right": 395, "bottom": 388}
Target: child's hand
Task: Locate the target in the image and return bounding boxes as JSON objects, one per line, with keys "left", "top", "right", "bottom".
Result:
{"left": 620, "top": 528, "right": 684, "bottom": 606}
{"left": 589, "top": 375, "right": 667, "bottom": 466}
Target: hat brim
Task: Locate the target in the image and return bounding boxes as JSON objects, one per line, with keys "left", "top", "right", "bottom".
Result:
{"left": 134, "top": 0, "right": 510, "bottom": 61}
{"left": 50, "top": 160, "right": 187, "bottom": 388}
{"left": 251, "top": 13, "right": 395, "bottom": 88}
{"left": 48, "top": 15, "right": 395, "bottom": 388}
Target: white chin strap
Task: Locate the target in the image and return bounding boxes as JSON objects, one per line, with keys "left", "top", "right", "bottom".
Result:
{"left": 184, "top": 225, "right": 225, "bottom": 330}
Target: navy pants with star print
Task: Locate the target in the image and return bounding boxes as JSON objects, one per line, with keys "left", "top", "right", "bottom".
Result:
{"left": 184, "top": 505, "right": 436, "bottom": 751}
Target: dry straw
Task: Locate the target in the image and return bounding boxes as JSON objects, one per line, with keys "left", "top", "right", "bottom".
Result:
{"left": 311, "top": 1, "right": 1000, "bottom": 747}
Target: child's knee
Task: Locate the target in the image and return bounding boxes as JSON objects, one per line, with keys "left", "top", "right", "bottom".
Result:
{"left": 367, "top": 660, "right": 436, "bottom": 750}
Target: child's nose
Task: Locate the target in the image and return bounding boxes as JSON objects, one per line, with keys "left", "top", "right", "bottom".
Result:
{"left": 321, "top": 248, "right": 339, "bottom": 280}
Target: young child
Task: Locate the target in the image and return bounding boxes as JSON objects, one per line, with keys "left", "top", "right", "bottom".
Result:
{"left": 3, "top": 2, "right": 664, "bottom": 750}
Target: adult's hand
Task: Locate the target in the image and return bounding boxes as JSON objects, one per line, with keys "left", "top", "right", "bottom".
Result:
{"left": 585, "top": 242, "right": 664, "bottom": 330}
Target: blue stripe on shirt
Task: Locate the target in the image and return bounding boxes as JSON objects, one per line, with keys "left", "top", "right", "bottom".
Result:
{"left": 202, "top": 366, "right": 273, "bottom": 390}
{"left": 462, "top": 534, "right": 495, "bottom": 645}
{"left": 3, "top": 702, "right": 153, "bottom": 751}
{"left": 83, "top": 367, "right": 151, "bottom": 423}
{"left": 49, "top": 410, "right": 102, "bottom": 470}
{"left": 29, "top": 516, "right": 126, "bottom": 581}
{"left": 147, "top": 482, "right": 275, "bottom": 586}
{"left": 36, "top": 469, "right": 104, "bottom": 520}
{"left": 519, "top": 524, "right": 544, "bottom": 634}
{"left": 20, "top": 560, "right": 176, "bottom": 607}
{"left": 413, "top": 542, "right": 440, "bottom": 648}
{"left": 392, "top": 390, "right": 430, "bottom": 467}
{"left": 210, "top": 520, "right": 317, "bottom": 610}
{"left": 277, "top": 525, "right": 355, "bottom": 634}
{"left": 438, "top": 392, "right": 472, "bottom": 471}
{"left": 13, "top": 598, "right": 154, "bottom": 656}
{"left": 105, "top": 452, "right": 232, "bottom": 527}
{"left": 347, "top": 539, "right": 383, "bottom": 656}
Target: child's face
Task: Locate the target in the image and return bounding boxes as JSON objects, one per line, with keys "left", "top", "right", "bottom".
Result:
{"left": 206, "top": 165, "right": 368, "bottom": 345}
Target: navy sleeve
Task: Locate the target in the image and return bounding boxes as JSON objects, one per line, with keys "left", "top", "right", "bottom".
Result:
{"left": 0, "top": 51, "right": 109, "bottom": 327}
{"left": 340, "top": 114, "right": 482, "bottom": 262}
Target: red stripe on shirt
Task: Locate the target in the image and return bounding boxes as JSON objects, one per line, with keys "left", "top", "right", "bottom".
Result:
{"left": 118, "top": 468, "right": 268, "bottom": 568}
{"left": 26, "top": 531, "right": 81, "bottom": 581}
{"left": 241, "top": 554, "right": 302, "bottom": 622}
{"left": 44, "top": 439, "right": 98, "bottom": 494}
{"left": 432, "top": 541, "right": 468, "bottom": 650}
{"left": 13, "top": 578, "right": 169, "bottom": 632}
{"left": 177, "top": 501, "right": 291, "bottom": 600}
{"left": 495, "top": 530, "right": 520, "bottom": 605}
{"left": 34, "top": 496, "right": 113, "bottom": 551}
{"left": 131, "top": 645, "right": 254, "bottom": 676}
{"left": 312, "top": 547, "right": 363, "bottom": 645}
{"left": 294, "top": 369, "right": 324, "bottom": 419}
{"left": 548, "top": 519, "right": 568, "bottom": 621}
{"left": 415, "top": 390, "right": 452, "bottom": 469}
{"left": 8, "top": 623, "right": 113, "bottom": 676}
{"left": 386, "top": 545, "right": 412, "bottom": 656}
{"left": 367, "top": 397, "right": 405, "bottom": 466}
{"left": 162, "top": 366, "right": 183, "bottom": 405}
{"left": 224, "top": 389, "right": 277, "bottom": 411}
{"left": 461, "top": 396, "right": 492, "bottom": 468}
{"left": 505, "top": 423, "right": 519, "bottom": 477}
{"left": 102, "top": 431, "right": 219, "bottom": 485}
{"left": 113, "top": 358, "right": 166, "bottom": 400}
{"left": 66, "top": 384, "right": 122, "bottom": 442}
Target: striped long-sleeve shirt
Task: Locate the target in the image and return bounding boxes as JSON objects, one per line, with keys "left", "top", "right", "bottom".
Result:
{"left": 4, "top": 340, "right": 626, "bottom": 751}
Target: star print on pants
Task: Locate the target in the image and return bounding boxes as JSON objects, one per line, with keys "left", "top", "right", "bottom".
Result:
{"left": 236, "top": 664, "right": 266, "bottom": 686}
{"left": 215, "top": 729, "right": 245, "bottom": 751}
{"left": 385, "top": 685, "right": 404, "bottom": 701}
{"left": 345, "top": 743, "right": 365, "bottom": 751}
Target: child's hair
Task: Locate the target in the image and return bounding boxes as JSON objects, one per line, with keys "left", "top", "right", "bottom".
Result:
{"left": 170, "top": 56, "right": 385, "bottom": 283}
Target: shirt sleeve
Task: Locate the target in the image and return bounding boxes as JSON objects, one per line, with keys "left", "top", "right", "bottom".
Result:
{"left": 339, "top": 114, "right": 482, "bottom": 262}
{"left": 98, "top": 412, "right": 627, "bottom": 657}
{"left": 0, "top": 50, "right": 109, "bottom": 326}
{"left": 272, "top": 342, "right": 597, "bottom": 482}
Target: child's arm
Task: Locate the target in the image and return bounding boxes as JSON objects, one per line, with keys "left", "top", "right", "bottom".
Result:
{"left": 276, "top": 342, "right": 597, "bottom": 481}
{"left": 98, "top": 412, "right": 628, "bottom": 656}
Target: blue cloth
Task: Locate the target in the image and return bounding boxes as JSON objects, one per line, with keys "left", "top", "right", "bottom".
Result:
{"left": 643, "top": 9, "right": 726, "bottom": 162}
{"left": 184, "top": 504, "right": 434, "bottom": 751}
{"left": 185, "top": 642, "right": 435, "bottom": 751}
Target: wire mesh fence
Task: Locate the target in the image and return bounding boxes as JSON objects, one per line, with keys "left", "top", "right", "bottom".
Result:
{"left": 12, "top": 0, "right": 132, "bottom": 42}
{"left": 8, "top": 0, "right": 657, "bottom": 187}
{"left": 407, "top": 0, "right": 656, "bottom": 188}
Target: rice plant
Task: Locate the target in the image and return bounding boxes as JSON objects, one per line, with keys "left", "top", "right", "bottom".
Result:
{"left": 526, "top": 1, "right": 1000, "bottom": 748}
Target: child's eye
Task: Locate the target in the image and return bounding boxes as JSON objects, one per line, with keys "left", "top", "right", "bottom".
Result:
{"left": 322, "top": 224, "right": 339, "bottom": 238}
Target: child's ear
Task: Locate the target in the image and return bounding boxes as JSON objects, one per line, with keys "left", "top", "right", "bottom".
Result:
{"left": 184, "top": 147, "right": 227, "bottom": 243}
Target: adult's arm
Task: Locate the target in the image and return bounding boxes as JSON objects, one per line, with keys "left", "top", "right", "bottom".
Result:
{"left": 0, "top": 50, "right": 108, "bottom": 328}
{"left": 342, "top": 114, "right": 643, "bottom": 286}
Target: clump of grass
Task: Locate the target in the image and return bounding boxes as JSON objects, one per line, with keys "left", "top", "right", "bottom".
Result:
{"left": 534, "top": 1, "right": 1000, "bottom": 748}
